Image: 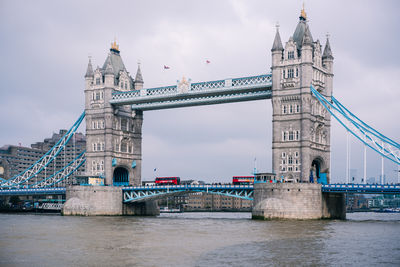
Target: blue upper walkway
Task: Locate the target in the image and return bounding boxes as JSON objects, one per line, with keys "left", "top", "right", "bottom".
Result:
{"left": 109, "top": 74, "right": 272, "bottom": 110}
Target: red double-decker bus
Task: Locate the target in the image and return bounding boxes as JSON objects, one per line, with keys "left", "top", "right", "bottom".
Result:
{"left": 155, "top": 177, "right": 180, "bottom": 185}
{"left": 232, "top": 176, "right": 254, "bottom": 185}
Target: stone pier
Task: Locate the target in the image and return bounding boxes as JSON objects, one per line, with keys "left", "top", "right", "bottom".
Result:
{"left": 252, "top": 183, "right": 345, "bottom": 220}
{"left": 62, "top": 186, "right": 159, "bottom": 216}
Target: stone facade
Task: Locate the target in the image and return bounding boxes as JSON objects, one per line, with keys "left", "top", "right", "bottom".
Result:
{"left": 271, "top": 9, "right": 334, "bottom": 182}
{"left": 62, "top": 185, "right": 159, "bottom": 216}
{"left": 252, "top": 183, "right": 345, "bottom": 220}
{"left": 84, "top": 42, "right": 144, "bottom": 186}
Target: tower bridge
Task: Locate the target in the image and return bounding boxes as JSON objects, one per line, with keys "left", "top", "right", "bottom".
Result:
{"left": 1, "top": 8, "right": 399, "bottom": 219}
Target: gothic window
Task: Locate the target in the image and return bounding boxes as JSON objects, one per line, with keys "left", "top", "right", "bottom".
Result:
{"left": 92, "top": 161, "right": 96, "bottom": 171}
{"left": 125, "top": 82, "right": 128, "bottom": 89}
{"left": 295, "top": 130, "right": 300, "bottom": 140}
{"left": 289, "top": 105, "right": 293, "bottom": 113}
{"left": 92, "top": 121, "right": 96, "bottom": 129}
{"left": 281, "top": 166, "right": 286, "bottom": 172}
{"left": 295, "top": 166, "right": 298, "bottom": 172}
{"left": 101, "top": 92, "right": 103, "bottom": 99}
{"left": 92, "top": 143, "right": 96, "bottom": 151}
{"left": 288, "top": 51, "right": 294, "bottom": 59}
{"left": 283, "top": 70, "right": 286, "bottom": 79}
{"left": 95, "top": 92, "right": 100, "bottom": 100}
{"left": 101, "top": 143, "right": 104, "bottom": 151}
{"left": 282, "top": 159, "right": 286, "bottom": 165}
{"left": 96, "top": 78, "right": 100, "bottom": 85}
{"left": 121, "top": 118, "right": 128, "bottom": 131}
{"left": 101, "top": 161, "right": 104, "bottom": 171}
{"left": 282, "top": 152, "right": 286, "bottom": 158}
{"left": 97, "top": 143, "right": 101, "bottom": 151}
{"left": 289, "top": 131, "right": 294, "bottom": 141}
{"left": 282, "top": 105, "right": 287, "bottom": 114}
{"left": 102, "top": 120, "right": 105, "bottom": 129}
{"left": 282, "top": 132, "right": 287, "bottom": 141}
{"left": 128, "top": 144, "right": 132, "bottom": 153}
{"left": 295, "top": 159, "right": 299, "bottom": 165}
{"left": 121, "top": 143, "right": 127, "bottom": 152}
{"left": 288, "top": 166, "right": 293, "bottom": 172}
{"left": 97, "top": 162, "right": 100, "bottom": 171}
{"left": 288, "top": 156, "right": 293, "bottom": 165}
{"left": 295, "top": 151, "right": 299, "bottom": 158}
{"left": 296, "top": 68, "right": 299, "bottom": 77}
{"left": 296, "top": 104, "right": 300, "bottom": 113}
{"left": 288, "top": 69, "right": 294, "bottom": 78}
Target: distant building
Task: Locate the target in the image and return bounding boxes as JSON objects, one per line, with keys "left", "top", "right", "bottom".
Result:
{"left": 0, "top": 145, "right": 46, "bottom": 182}
{"left": 0, "top": 129, "right": 85, "bottom": 185}
{"left": 160, "top": 192, "right": 252, "bottom": 212}
{"left": 31, "top": 129, "right": 86, "bottom": 177}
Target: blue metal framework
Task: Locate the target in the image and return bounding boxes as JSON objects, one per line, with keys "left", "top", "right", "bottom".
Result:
{"left": 122, "top": 184, "right": 254, "bottom": 203}
{"left": 0, "top": 187, "right": 66, "bottom": 196}
{"left": 0, "top": 112, "right": 86, "bottom": 189}
{"left": 311, "top": 85, "right": 400, "bottom": 165}
{"left": 0, "top": 184, "right": 399, "bottom": 199}
{"left": 110, "top": 74, "right": 272, "bottom": 110}
{"left": 322, "top": 184, "right": 400, "bottom": 194}
{"left": 30, "top": 151, "right": 86, "bottom": 188}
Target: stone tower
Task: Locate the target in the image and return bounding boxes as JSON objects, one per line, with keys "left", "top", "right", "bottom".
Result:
{"left": 84, "top": 41, "right": 143, "bottom": 186}
{"left": 271, "top": 8, "right": 334, "bottom": 183}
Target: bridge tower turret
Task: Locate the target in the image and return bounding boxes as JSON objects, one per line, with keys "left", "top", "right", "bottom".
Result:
{"left": 84, "top": 41, "right": 143, "bottom": 186}
{"left": 271, "top": 8, "right": 333, "bottom": 183}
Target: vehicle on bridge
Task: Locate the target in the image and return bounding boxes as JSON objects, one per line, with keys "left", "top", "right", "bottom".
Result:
{"left": 155, "top": 177, "right": 180, "bottom": 185}
{"left": 232, "top": 176, "right": 254, "bottom": 185}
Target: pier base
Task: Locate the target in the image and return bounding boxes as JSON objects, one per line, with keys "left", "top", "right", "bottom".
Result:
{"left": 252, "top": 183, "right": 345, "bottom": 220}
{"left": 62, "top": 186, "right": 159, "bottom": 216}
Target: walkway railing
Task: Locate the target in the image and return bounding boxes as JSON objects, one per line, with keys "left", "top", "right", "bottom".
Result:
{"left": 110, "top": 74, "right": 272, "bottom": 108}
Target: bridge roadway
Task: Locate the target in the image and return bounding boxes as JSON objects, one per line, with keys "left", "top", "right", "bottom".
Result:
{"left": 109, "top": 74, "right": 272, "bottom": 110}
{"left": 1, "top": 184, "right": 399, "bottom": 201}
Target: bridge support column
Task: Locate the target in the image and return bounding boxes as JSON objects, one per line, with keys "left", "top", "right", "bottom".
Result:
{"left": 252, "top": 183, "right": 345, "bottom": 220}
{"left": 123, "top": 201, "right": 159, "bottom": 216}
{"left": 62, "top": 186, "right": 159, "bottom": 216}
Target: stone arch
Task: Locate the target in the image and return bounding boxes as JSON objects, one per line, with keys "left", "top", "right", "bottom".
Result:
{"left": 113, "top": 166, "right": 129, "bottom": 186}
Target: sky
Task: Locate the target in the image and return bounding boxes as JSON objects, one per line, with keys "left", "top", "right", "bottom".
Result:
{"left": 0, "top": 0, "right": 399, "bottom": 183}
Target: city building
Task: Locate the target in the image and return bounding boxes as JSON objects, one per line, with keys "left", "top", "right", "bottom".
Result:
{"left": 0, "top": 129, "right": 85, "bottom": 185}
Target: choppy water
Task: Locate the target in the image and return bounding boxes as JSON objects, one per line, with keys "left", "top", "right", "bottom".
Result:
{"left": 0, "top": 212, "right": 399, "bottom": 266}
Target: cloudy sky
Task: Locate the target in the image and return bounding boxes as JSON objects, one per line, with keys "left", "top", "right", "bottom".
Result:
{"left": 0, "top": 0, "right": 399, "bottom": 183}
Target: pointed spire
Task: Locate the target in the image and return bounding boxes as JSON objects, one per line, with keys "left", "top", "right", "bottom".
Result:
{"left": 135, "top": 61, "right": 143, "bottom": 84}
{"left": 84, "top": 57, "right": 94, "bottom": 78}
{"left": 105, "top": 55, "right": 114, "bottom": 75}
{"left": 322, "top": 35, "right": 334, "bottom": 59}
{"left": 302, "top": 25, "right": 312, "bottom": 46}
{"left": 271, "top": 23, "right": 284, "bottom": 52}
{"left": 300, "top": 2, "right": 307, "bottom": 21}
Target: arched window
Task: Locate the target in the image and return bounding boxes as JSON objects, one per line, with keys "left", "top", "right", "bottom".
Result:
{"left": 289, "top": 131, "right": 294, "bottom": 141}
{"left": 282, "top": 105, "right": 287, "bottom": 114}
{"left": 121, "top": 142, "right": 127, "bottom": 152}
{"left": 121, "top": 118, "right": 127, "bottom": 131}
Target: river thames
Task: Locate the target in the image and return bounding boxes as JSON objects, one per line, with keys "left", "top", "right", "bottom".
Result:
{"left": 0, "top": 212, "right": 399, "bottom": 266}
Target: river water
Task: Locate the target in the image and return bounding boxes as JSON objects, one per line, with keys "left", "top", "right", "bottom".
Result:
{"left": 0, "top": 212, "right": 399, "bottom": 266}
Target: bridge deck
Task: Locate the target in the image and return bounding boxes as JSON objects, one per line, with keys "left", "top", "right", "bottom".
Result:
{"left": 109, "top": 74, "right": 272, "bottom": 110}
{"left": 0, "top": 184, "right": 398, "bottom": 198}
